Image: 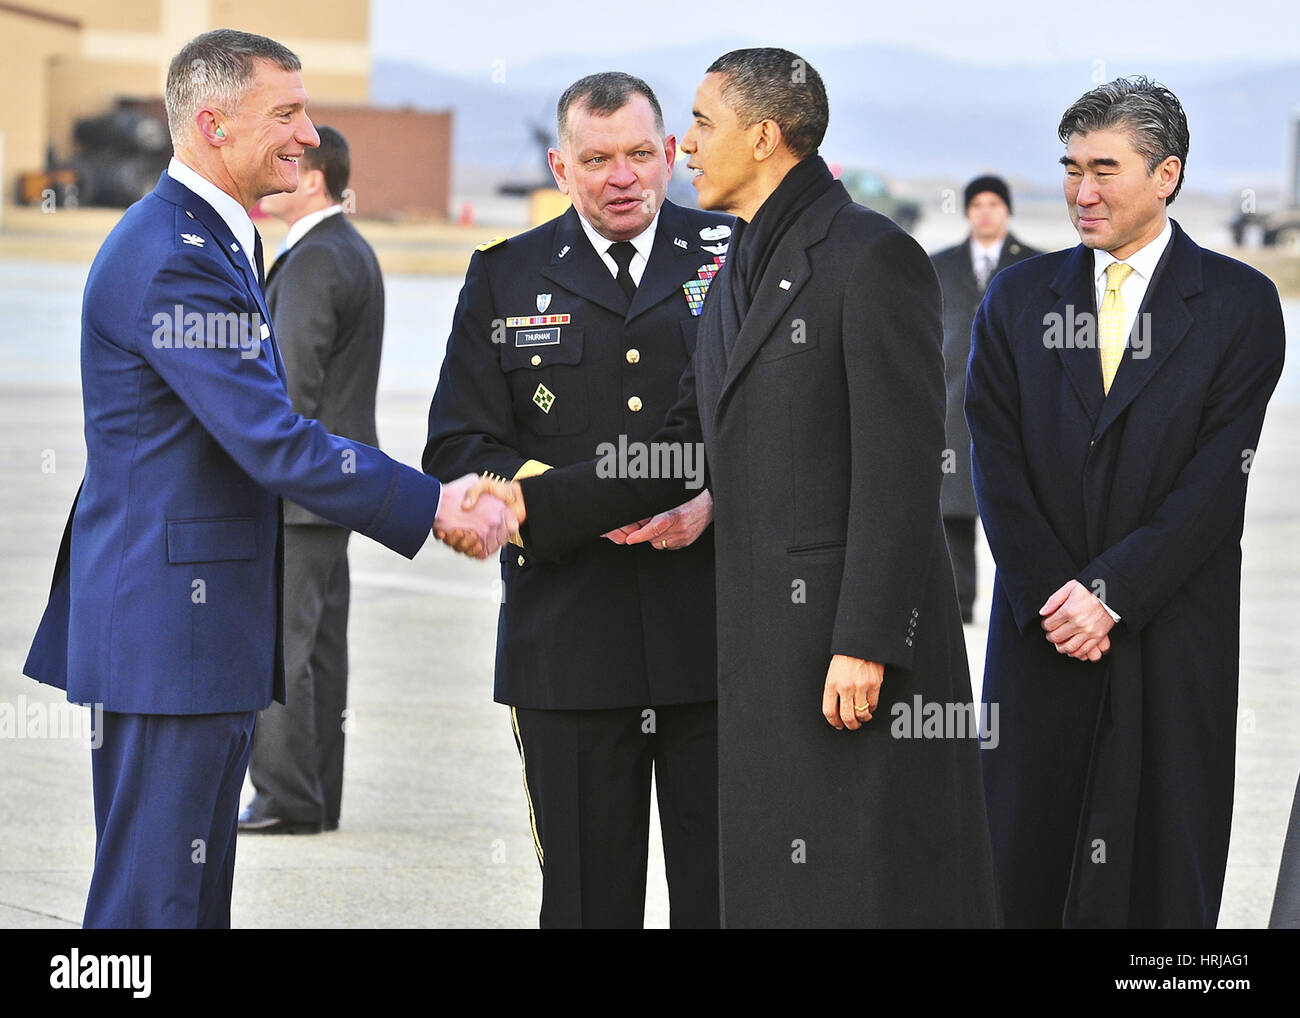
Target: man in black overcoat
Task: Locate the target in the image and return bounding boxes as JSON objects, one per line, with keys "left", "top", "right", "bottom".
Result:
{"left": 966, "top": 77, "right": 1286, "bottom": 927}
{"left": 930, "top": 176, "right": 1037, "bottom": 622}
{"left": 424, "top": 73, "right": 729, "bottom": 928}
{"left": 455, "top": 49, "right": 1000, "bottom": 928}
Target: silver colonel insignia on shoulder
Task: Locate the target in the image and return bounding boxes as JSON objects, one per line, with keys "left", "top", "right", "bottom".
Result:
{"left": 181, "top": 233, "right": 205, "bottom": 247}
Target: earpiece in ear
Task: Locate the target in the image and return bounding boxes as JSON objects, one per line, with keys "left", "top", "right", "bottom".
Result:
{"left": 216, "top": 127, "right": 225, "bottom": 138}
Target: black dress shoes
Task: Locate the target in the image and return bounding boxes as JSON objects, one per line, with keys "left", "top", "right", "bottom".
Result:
{"left": 238, "top": 805, "right": 322, "bottom": 835}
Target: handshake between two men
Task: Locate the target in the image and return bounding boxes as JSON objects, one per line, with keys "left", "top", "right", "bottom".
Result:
{"left": 435, "top": 474, "right": 712, "bottom": 559}
{"left": 433, "top": 474, "right": 524, "bottom": 559}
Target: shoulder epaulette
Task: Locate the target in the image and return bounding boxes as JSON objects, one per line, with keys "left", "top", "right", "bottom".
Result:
{"left": 476, "top": 236, "right": 508, "bottom": 253}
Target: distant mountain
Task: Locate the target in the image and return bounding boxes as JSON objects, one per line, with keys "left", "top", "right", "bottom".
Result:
{"left": 373, "top": 45, "right": 1300, "bottom": 196}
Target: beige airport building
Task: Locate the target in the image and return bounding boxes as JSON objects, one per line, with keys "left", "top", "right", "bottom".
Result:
{"left": 0, "top": 1, "right": 451, "bottom": 217}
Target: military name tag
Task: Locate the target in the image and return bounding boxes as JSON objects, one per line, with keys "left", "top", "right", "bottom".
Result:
{"left": 515, "top": 327, "right": 561, "bottom": 347}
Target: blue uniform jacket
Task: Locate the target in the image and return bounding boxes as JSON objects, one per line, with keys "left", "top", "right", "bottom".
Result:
{"left": 24, "top": 172, "right": 441, "bottom": 714}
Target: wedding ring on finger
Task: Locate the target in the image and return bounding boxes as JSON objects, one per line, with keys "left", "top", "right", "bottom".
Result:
{"left": 853, "top": 702, "right": 871, "bottom": 715}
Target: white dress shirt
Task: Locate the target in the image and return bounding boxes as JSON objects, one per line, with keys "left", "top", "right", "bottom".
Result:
{"left": 1085, "top": 219, "right": 1172, "bottom": 625}
{"left": 576, "top": 208, "right": 660, "bottom": 285}
{"left": 1092, "top": 217, "right": 1174, "bottom": 345}
{"left": 280, "top": 204, "right": 343, "bottom": 257}
{"left": 969, "top": 235, "right": 1004, "bottom": 285}
{"left": 166, "top": 156, "right": 259, "bottom": 278}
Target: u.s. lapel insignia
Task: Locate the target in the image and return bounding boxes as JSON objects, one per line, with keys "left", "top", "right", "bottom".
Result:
{"left": 532, "top": 383, "right": 556, "bottom": 414}
{"left": 536, "top": 293, "right": 552, "bottom": 313}
{"left": 181, "top": 233, "right": 205, "bottom": 247}
{"left": 673, "top": 237, "right": 688, "bottom": 249}
{"left": 558, "top": 245, "right": 571, "bottom": 259}
{"left": 682, "top": 256, "right": 725, "bottom": 316}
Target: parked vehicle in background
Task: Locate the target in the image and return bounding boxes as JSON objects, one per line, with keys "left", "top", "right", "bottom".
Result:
{"left": 839, "top": 167, "right": 921, "bottom": 233}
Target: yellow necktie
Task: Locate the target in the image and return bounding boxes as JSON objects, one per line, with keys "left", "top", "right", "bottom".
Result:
{"left": 1098, "top": 262, "right": 1134, "bottom": 395}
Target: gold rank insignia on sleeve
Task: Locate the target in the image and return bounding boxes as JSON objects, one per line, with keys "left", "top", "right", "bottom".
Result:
{"left": 476, "top": 236, "right": 507, "bottom": 252}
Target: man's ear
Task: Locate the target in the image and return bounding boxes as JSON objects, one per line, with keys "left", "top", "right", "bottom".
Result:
{"left": 305, "top": 166, "right": 326, "bottom": 198}
{"left": 196, "top": 108, "right": 224, "bottom": 146}
{"left": 547, "top": 148, "right": 570, "bottom": 195}
{"left": 1154, "top": 155, "right": 1181, "bottom": 201}
{"left": 751, "top": 119, "right": 784, "bottom": 163}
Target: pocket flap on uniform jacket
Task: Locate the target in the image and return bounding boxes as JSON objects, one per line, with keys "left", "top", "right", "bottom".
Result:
{"left": 166, "top": 517, "right": 257, "bottom": 563}
{"left": 501, "top": 327, "right": 583, "bottom": 370}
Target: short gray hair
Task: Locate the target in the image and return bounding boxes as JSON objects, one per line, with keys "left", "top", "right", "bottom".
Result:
{"left": 1058, "top": 76, "right": 1189, "bottom": 205}
{"left": 706, "top": 48, "right": 828, "bottom": 160}
{"left": 165, "top": 29, "right": 301, "bottom": 145}
{"left": 556, "top": 72, "right": 665, "bottom": 149}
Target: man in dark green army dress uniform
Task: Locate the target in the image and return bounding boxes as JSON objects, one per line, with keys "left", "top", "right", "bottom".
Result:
{"left": 424, "top": 72, "right": 733, "bottom": 928}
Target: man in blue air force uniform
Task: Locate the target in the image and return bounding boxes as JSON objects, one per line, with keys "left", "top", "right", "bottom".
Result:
{"left": 23, "top": 29, "right": 513, "bottom": 928}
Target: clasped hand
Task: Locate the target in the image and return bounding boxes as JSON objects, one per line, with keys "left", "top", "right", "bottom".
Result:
{"left": 433, "top": 473, "right": 522, "bottom": 559}
{"left": 1040, "top": 578, "right": 1115, "bottom": 661}
{"left": 603, "top": 489, "right": 713, "bottom": 551}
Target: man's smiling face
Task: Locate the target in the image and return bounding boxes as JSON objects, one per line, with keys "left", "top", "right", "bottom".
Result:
{"left": 218, "top": 58, "right": 320, "bottom": 208}
{"left": 1062, "top": 126, "right": 1177, "bottom": 260}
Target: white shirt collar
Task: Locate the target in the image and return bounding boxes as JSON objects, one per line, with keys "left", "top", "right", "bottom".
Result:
{"left": 167, "top": 156, "right": 258, "bottom": 276}
{"left": 1093, "top": 216, "right": 1173, "bottom": 285}
{"left": 970, "top": 235, "right": 1005, "bottom": 266}
{"left": 576, "top": 207, "right": 660, "bottom": 275}
{"left": 282, "top": 204, "right": 344, "bottom": 254}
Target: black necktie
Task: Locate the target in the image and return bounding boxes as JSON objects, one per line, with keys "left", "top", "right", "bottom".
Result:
{"left": 253, "top": 230, "right": 266, "bottom": 290}
{"left": 608, "top": 241, "right": 638, "bottom": 303}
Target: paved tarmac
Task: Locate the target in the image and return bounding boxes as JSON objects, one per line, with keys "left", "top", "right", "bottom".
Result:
{"left": 1, "top": 383, "right": 1297, "bottom": 929}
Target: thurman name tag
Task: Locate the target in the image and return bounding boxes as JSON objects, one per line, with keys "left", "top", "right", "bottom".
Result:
{"left": 515, "top": 327, "right": 561, "bottom": 347}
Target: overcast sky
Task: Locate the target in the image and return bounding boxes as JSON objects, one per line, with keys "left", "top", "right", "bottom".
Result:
{"left": 372, "top": 0, "right": 1300, "bottom": 75}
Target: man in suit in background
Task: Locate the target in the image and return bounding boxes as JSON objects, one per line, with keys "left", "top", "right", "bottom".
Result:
{"left": 239, "top": 126, "right": 382, "bottom": 836}
{"left": 424, "top": 72, "right": 727, "bottom": 928}
{"left": 967, "top": 77, "right": 1285, "bottom": 926}
{"left": 930, "top": 176, "right": 1037, "bottom": 622}
{"left": 22, "top": 29, "right": 514, "bottom": 928}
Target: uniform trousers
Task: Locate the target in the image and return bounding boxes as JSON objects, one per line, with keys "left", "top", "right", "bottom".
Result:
{"left": 85, "top": 708, "right": 256, "bottom": 928}
{"left": 511, "top": 700, "right": 719, "bottom": 928}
